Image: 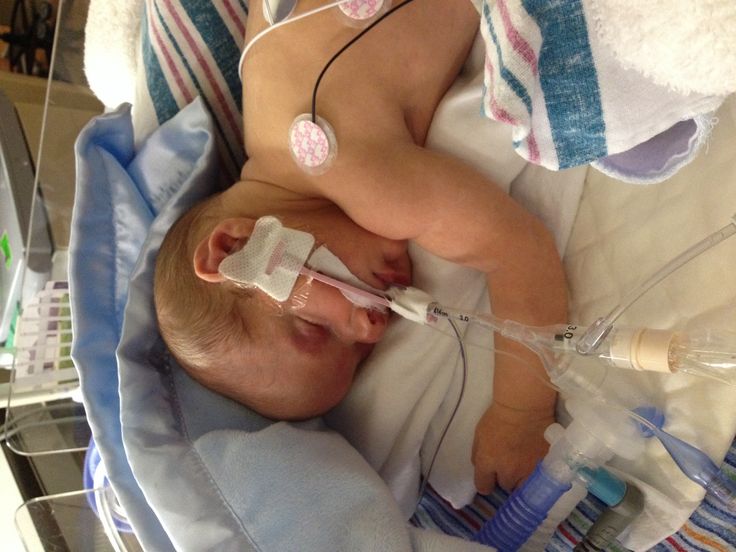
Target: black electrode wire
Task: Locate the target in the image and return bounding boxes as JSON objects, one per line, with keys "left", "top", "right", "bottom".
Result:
{"left": 311, "top": 0, "right": 419, "bottom": 122}
{"left": 416, "top": 317, "right": 468, "bottom": 509}
{"left": 414, "top": 323, "right": 552, "bottom": 510}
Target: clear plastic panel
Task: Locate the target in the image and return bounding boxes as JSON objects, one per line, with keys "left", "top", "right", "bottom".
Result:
{"left": 16, "top": 487, "right": 143, "bottom": 552}
{"left": 1, "top": 0, "right": 102, "bottom": 455}
{"left": 3, "top": 397, "right": 89, "bottom": 455}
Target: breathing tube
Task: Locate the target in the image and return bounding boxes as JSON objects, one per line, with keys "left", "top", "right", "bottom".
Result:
{"left": 390, "top": 213, "right": 736, "bottom": 386}
{"left": 575, "top": 214, "right": 736, "bottom": 355}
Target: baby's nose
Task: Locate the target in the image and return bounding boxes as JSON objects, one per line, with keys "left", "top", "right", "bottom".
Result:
{"left": 339, "top": 307, "right": 388, "bottom": 344}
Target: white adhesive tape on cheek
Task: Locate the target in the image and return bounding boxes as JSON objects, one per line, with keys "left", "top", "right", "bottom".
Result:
{"left": 308, "top": 246, "right": 364, "bottom": 287}
{"left": 218, "top": 216, "right": 315, "bottom": 302}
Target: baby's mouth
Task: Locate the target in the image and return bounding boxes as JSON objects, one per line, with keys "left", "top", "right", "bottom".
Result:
{"left": 374, "top": 270, "right": 412, "bottom": 288}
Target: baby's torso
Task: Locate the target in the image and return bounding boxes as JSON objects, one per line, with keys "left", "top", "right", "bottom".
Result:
{"left": 241, "top": 0, "right": 479, "bottom": 190}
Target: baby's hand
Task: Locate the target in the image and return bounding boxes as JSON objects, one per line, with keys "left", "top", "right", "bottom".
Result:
{"left": 471, "top": 402, "right": 554, "bottom": 494}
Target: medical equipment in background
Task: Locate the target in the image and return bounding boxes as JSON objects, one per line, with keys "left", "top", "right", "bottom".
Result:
{"left": 3, "top": 290, "right": 139, "bottom": 551}
{"left": 0, "top": 0, "right": 55, "bottom": 76}
{"left": 574, "top": 480, "right": 645, "bottom": 552}
{"left": 474, "top": 398, "right": 650, "bottom": 551}
{"left": 520, "top": 429, "right": 639, "bottom": 552}
{"left": 2, "top": 1, "right": 140, "bottom": 546}
{"left": 0, "top": 89, "right": 53, "bottom": 346}
{"left": 2, "top": 280, "right": 88, "bottom": 456}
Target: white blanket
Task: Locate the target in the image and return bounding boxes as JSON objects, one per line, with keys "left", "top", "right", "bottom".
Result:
{"left": 328, "top": 34, "right": 736, "bottom": 551}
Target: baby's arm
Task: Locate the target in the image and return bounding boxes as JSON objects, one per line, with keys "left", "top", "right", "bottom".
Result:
{"left": 318, "top": 140, "right": 567, "bottom": 491}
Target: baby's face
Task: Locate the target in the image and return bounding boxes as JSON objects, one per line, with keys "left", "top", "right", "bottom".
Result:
{"left": 221, "top": 207, "right": 412, "bottom": 419}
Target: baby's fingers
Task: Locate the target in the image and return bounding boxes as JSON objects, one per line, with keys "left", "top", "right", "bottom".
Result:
{"left": 473, "top": 460, "right": 497, "bottom": 495}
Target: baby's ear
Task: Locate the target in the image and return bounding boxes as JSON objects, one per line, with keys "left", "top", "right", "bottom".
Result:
{"left": 193, "top": 218, "right": 256, "bottom": 282}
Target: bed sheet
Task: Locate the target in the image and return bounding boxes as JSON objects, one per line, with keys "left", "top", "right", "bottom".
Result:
{"left": 410, "top": 97, "right": 736, "bottom": 551}
{"left": 412, "top": 97, "right": 736, "bottom": 552}
{"left": 561, "top": 94, "right": 736, "bottom": 549}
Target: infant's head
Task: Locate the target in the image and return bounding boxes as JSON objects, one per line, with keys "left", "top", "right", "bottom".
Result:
{"left": 154, "top": 193, "right": 411, "bottom": 420}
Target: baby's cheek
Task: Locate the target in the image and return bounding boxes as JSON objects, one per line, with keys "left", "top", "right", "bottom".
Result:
{"left": 324, "top": 350, "right": 361, "bottom": 398}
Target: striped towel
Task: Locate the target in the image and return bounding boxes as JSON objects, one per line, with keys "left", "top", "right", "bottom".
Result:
{"left": 140, "top": 0, "right": 248, "bottom": 184}
{"left": 478, "top": 0, "right": 725, "bottom": 184}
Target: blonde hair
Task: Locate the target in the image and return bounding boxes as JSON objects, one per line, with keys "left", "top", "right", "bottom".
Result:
{"left": 153, "top": 194, "right": 247, "bottom": 375}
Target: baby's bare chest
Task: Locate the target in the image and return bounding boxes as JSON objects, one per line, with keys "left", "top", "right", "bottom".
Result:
{"left": 242, "top": 0, "right": 478, "bottom": 159}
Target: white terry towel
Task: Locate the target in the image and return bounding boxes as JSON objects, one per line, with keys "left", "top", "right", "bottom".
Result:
{"left": 84, "top": 0, "right": 143, "bottom": 108}
{"left": 590, "top": 0, "right": 736, "bottom": 97}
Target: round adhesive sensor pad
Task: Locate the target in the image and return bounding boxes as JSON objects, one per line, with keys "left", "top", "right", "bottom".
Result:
{"left": 338, "top": 0, "right": 391, "bottom": 26}
{"left": 288, "top": 113, "right": 338, "bottom": 175}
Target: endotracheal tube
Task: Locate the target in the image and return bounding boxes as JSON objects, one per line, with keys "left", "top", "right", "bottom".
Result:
{"left": 387, "top": 288, "right": 736, "bottom": 513}
{"left": 411, "top": 213, "right": 736, "bottom": 385}
{"left": 411, "top": 301, "right": 736, "bottom": 515}
{"left": 424, "top": 304, "right": 736, "bottom": 386}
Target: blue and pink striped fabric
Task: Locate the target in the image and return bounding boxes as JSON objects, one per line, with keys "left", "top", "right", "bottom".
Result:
{"left": 137, "top": 1, "right": 735, "bottom": 549}
{"left": 479, "top": 0, "right": 606, "bottom": 170}
{"left": 478, "top": 0, "right": 721, "bottom": 183}
{"left": 142, "top": 0, "right": 248, "bottom": 183}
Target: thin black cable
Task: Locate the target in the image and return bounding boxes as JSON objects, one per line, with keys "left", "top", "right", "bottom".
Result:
{"left": 415, "top": 318, "right": 468, "bottom": 509}
{"left": 311, "top": 0, "right": 418, "bottom": 122}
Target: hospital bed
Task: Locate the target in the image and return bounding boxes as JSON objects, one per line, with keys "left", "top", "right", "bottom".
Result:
{"left": 11, "top": 0, "right": 735, "bottom": 549}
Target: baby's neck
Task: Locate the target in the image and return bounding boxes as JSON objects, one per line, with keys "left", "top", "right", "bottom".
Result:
{"left": 222, "top": 175, "right": 332, "bottom": 221}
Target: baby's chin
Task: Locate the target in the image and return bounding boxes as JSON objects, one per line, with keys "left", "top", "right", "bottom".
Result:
{"left": 265, "top": 391, "right": 348, "bottom": 421}
{"left": 296, "top": 378, "right": 357, "bottom": 419}
{"left": 260, "top": 371, "right": 358, "bottom": 421}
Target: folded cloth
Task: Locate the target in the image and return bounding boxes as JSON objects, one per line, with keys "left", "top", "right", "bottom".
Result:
{"left": 589, "top": 0, "right": 736, "bottom": 97}
{"left": 478, "top": 0, "right": 727, "bottom": 184}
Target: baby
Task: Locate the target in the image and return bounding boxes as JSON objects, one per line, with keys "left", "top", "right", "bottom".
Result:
{"left": 153, "top": 0, "right": 567, "bottom": 494}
